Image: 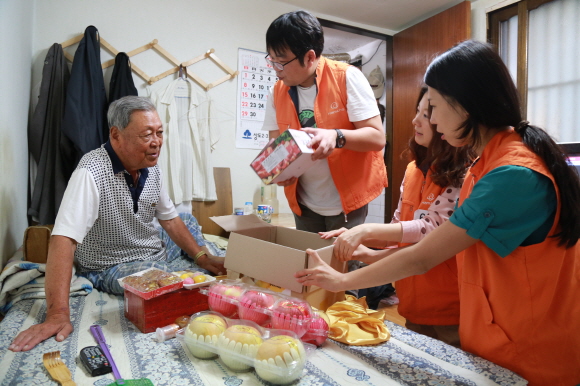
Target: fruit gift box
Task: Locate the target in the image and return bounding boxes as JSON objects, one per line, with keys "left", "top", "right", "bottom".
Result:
{"left": 236, "top": 287, "right": 279, "bottom": 326}
{"left": 201, "top": 279, "right": 245, "bottom": 318}
{"left": 177, "top": 310, "right": 317, "bottom": 384}
{"left": 118, "top": 267, "right": 183, "bottom": 300}
{"left": 250, "top": 128, "right": 316, "bottom": 185}
{"left": 201, "top": 280, "right": 330, "bottom": 345}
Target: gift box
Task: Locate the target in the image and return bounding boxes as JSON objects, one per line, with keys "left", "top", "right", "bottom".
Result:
{"left": 250, "top": 129, "right": 315, "bottom": 185}
{"left": 118, "top": 268, "right": 183, "bottom": 300}
{"left": 124, "top": 288, "right": 209, "bottom": 333}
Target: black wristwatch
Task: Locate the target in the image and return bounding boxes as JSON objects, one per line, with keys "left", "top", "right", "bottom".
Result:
{"left": 335, "top": 129, "right": 346, "bottom": 148}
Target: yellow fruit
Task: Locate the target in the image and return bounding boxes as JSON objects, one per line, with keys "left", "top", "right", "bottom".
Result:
{"left": 255, "top": 280, "right": 270, "bottom": 288}
{"left": 218, "top": 324, "right": 263, "bottom": 371}
{"left": 193, "top": 275, "right": 206, "bottom": 283}
{"left": 188, "top": 314, "right": 227, "bottom": 336}
{"left": 223, "top": 325, "right": 263, "bottom": 346}
{"left": 180, "top": 273, "right": 190, "bottom": 279}
{"left": 185, "top": 314, "right": 227, "bottom": 359}
{"left": 254, "top": 335, "right": 307, "bottom": 383}
{"left": 255, "top": 335, "right": 302, "bottom": 361}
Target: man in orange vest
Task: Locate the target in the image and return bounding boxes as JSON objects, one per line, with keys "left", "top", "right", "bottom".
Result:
{"left": 261, "top": 10, "right": 387, "bottom": 238}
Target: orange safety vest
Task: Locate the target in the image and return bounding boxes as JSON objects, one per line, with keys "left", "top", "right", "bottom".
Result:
{"left": 396, "top": 162, "right": 460, "bottom": 325}
{"left": 272, "top": 56, "right": 387, "bottom": 216}
{"left": 457, "top": 129, "right": 580, "bottom": 385}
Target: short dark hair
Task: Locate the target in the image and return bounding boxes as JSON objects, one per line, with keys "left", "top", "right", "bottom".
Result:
{"left": 425, "top": 40, "right": 580, "bottom": 248}
{"left": 266, "top": 10, "right": 324, "bottom": 66}
{"left": 405, "top": 86, "right": 475, "bottom": 188}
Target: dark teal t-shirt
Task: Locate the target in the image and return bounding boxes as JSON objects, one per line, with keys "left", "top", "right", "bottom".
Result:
{"left": 450, "top": 165, "right": 556, "bottom": 257}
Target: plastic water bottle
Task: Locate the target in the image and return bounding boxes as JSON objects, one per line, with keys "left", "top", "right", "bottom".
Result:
{"left": 261, "top": 184, "right": 279, "bottom": 216}
{"left": 257, "top": 205, "right": 272, "bottom": 223}
{"left": 244, "top": 202, "right": 253, "bottom": 215}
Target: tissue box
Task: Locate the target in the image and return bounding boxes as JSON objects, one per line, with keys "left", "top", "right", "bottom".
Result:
{"left": 250, "top": 129, "right": 315, "bottom": 185}
{"left": 124, "top": 288, "right": 209, "bottom": 333}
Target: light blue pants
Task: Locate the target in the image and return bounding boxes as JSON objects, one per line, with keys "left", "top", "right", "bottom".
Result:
{"left": 80, "top": 213, "right": 213, "bottom": 295}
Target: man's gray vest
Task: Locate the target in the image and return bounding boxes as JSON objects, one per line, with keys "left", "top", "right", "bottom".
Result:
{"left": 75, "top": 146, "right": 166, "bottom": 271}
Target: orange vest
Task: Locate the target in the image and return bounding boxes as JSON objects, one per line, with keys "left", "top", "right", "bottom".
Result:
{"left": 395, "top": 162, "right": 460, "bottom": 325}
{"left": 457, "top": 129, "right": 580, "bottom": 385}
{"left": 272, "top": 57, "right": 387, "bottom": 216}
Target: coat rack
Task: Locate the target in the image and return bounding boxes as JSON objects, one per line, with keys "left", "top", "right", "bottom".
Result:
{"left": 60, "top": 32, "right": 238, "bottom": 91}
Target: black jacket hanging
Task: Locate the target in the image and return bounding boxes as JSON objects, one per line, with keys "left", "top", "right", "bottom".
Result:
{"left": 109, "top": 52, "right": 138, "bottom": 105}
{"left": 28, "top": 43, "right": 73, "bottom": 224}
{"left": 61, "top": 25, "right": 108, "bottom": 175}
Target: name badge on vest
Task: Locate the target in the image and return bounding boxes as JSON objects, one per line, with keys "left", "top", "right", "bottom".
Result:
{"left": 413, "top": 209, "right": 429, "bottom": 220}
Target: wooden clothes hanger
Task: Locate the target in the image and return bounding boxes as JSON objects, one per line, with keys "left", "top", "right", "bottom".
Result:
{"left": 60, "top": 33, "right": 154, "bottom": 82}
{"left": 138, "top": 43, "right": 239, "bottom": 90}
{"left": 60, "top": 31, "right": 239, "bottom": 90}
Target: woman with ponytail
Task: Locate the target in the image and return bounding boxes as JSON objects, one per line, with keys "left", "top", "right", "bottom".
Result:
{"left": 319, "top": 86, "right": 474, "bottom": 347}
{"left": 296, "top": 40, "right": 580, "bottom": 385}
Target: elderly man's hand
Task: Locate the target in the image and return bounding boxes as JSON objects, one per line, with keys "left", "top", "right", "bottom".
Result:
{"left": 9, "top": 313, "right": 73, "bottom": 352}
{"left": 197, "top": 253, "right": 225, "bottom": 276}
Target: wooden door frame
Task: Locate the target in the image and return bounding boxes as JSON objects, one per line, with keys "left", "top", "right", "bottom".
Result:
{"left": 391, "top": 1, "right": 471, "bottom": 215}
{"left": 318, "top": 18, "right": 394, "bottom": 219}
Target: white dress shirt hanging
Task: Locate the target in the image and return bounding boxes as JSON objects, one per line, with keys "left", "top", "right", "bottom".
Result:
{"left": 150, "top": 77, "right": 219, "bottom": 204}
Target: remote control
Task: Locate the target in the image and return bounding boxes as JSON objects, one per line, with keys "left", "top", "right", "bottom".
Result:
{"left": 79, "top": 346, "right": 113, "bottom": 376}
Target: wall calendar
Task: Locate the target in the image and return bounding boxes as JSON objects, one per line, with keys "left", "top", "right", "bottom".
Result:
{"left": 236, "top": 48, "right": 278, "bottom": 149}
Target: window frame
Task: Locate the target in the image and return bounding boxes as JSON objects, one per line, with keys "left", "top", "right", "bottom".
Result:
{"left": 487, "top": 0, "right": 555, "bottom": 118}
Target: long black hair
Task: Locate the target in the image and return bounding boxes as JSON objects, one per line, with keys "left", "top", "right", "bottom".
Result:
{"left": 405, "top": 86, "right": 475, "bottom": 188}
{"left": 425, "top": 40, "right": 580, "bottom": 248}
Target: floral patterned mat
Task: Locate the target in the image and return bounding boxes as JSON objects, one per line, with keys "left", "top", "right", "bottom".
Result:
{"left": 0, "top": 290, "right": 527, "bottom": 386}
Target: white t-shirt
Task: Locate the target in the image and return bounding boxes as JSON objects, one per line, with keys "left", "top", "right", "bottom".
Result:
{"left": 53, "top": 168, "right": 178, "bottom": 244}
{"left": 262, "top": 66, "right": 379, "bottom": 216}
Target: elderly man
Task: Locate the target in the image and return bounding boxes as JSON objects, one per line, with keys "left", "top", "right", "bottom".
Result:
{"left": 10, "top": 96, "right": 224, "bottom": 352}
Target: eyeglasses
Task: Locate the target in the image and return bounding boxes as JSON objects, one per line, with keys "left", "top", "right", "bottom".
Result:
{"left": 265, "top": 55, "right": 298, "bottom": 71}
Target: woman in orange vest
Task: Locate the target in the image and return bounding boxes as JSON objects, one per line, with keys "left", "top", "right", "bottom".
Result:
{"left": 320, "top": 87, "right": 474, "bottom": 347}
{"left": 296, "top": 40, "right": 580, "bottom": 385}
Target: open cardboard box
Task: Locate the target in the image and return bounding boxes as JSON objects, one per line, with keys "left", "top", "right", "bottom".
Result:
{"left": 211, "top": 214, "right": 345, "bottom": 310}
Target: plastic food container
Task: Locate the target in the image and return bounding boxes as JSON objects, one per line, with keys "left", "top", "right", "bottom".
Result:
{"left": 301, "top": 314, "right": 330, "bottom": 347}
{"left": 269, "top": 296, "right": 314, "bottom": 338}
{"left": 201, "top": 279, "right": 245, "bottom": 318}
{"left": 118, "top": 268, "right": 183, "bottom": 300}
{"left": 178, "top": 310, "right": 316, "bottom": 384}
{"left": 237, "top": 288, "right": 278, "bottom": 326}
{"left": 201, "top": 280, "right": 325, "bottom": 339}
{"left": 172, "top": 270, "right": 217, "bottom": 290}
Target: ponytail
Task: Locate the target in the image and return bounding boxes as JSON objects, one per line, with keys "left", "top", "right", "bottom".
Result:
{"left": 424, "top": 40, "right": 580, "bottom": 247}
{"left": 515, "top": 120, "right": 529, "bottom": 134}
{"left": 518, "top": 123, "right": 580, "bottom": 248}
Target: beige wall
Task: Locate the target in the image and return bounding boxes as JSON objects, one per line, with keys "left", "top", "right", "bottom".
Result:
{"left": 471, "top": 0, "right": 511, "bottom": 41}
{"left": 0, "top": 0, "right": 34, "bottom": 266}
{"left": 0, "top": 0, "right": 393, "bottom": 265}
{"left": 0, "top": 0, "right": 515, "bottom": 266}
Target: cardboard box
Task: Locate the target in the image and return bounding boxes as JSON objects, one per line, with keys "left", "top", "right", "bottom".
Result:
{"left": 250, "top": 129, "right": 315, "bottom": 185}
{"left": 211, "top": 214, "right": 346, "bottom": 311}
{"left": 124, "top": 288, "right": 209, "bottom": 333}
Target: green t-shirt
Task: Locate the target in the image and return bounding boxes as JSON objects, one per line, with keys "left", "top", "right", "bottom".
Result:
{"left": 450, "top": 165, "right": 556, "bottom": 257}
